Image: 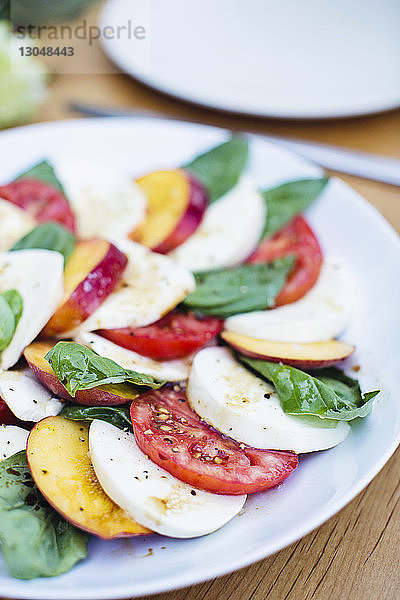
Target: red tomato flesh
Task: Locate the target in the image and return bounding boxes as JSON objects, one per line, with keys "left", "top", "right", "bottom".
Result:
{"left": 130, "top": 388, "right": 298, "bottom": 495}
{"left": 248, "top": 216, "right": 323, "bottom": 306}
{"left": 0, "top": 178, "right": 76, "bottom": 232}
{"left": 99, "top": 311, "right": 223, "bottom": 361}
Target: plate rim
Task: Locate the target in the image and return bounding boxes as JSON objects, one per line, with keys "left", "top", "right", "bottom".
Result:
{"left": 99, "top": 0, "right": 400, "bottom": 120}
{"left": 0, "top": 117, "right": 399, "bottom": 599}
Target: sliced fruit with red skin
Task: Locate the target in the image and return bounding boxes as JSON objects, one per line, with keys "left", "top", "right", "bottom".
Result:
{"left": 24, "top": 342, "right": 141, "bottom": 406}
{"left": 99, "top": 310, "right": 223, "bottom": 361}
{"left": 247, "top": 216, "right": 323, "bottom": 306}
{"left": 0, "top": 399, "right": 21, "bottom": 426}
{"left": 130, "top": 388, "right": 298, "bottom": 495}
{"left": 0, "top": 179, "right": 76, "bottom": 232}
{"left": 27, "top": 417, "right": 151, "bottom": 539}
{"left": 132, "top": 169, "right": 207, "bottom": 254}
{"left": 67, "top": 239, "right": 195, "bottom": 333}
{"left": 43, "top": 240, "right": 128, "bottom": 337}
{"left": 221, "top": 330, "right": 354, "bottom": 369}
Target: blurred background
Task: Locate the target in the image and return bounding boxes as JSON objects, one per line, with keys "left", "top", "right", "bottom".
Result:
{"left": 1, "top": 0, "right": 398, "bottom": 224}
{"left": 0, "top": 0, "right": 399, "bottom": 124}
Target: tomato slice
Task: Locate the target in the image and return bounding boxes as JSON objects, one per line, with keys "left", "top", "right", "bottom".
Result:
{"left": 130, "top": 388, "right": 298, "bottom": 495}
{"left": 99, "top": 311, "right": 223, "bottom": 361}
{"left": 0, "top": 178, "right": 76, "bottom": 232}
{"left": 247, "top": 216, "right": 323, "bottom": 306}
{"left": 0, "top": 399, "right": 21, "bottom": 426}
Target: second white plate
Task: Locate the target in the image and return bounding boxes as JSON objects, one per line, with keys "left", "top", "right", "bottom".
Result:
{"left": 100, "top": 0, "right": 400, "bottom": 119}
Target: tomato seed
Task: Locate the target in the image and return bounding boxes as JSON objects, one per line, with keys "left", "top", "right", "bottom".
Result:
{"left": 159, "top": 425, "right": 172, "bottom": 432}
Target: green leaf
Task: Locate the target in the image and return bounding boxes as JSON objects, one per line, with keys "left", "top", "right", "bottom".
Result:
{"left": 240, "top": 357, "right": 379, "bottom": 421}
{"left": 262, "top": 178, "right": 329, "bottom": 239}
{"left": 8, "top": 0, "right": 98, "bottom": 27}
{"left": 61, "top": 404, "right": 132, "bottom": 431}
{"left": 0, "top": 1, "right": 10, "bottom": 20}
{"left": 1, "top": 289, "right": 23, "bottom": 327}
{"left": 0, "top": 451, "right": 88, "bottom": 579}
{"left": 16, "top": 160, "right": 65, "bottom": 194}
{"left": 183, "top": 257, "right": 294, "bottom": 318}
{"left": 184, "top": 137, "right": 249, "bottom": 204}
{"left": 0, "top": 289, "right": 23, "bottom": 352}
{"left": 45, "top": 341, "right": 165, "bottom": 397}
{"left": 0, "top": 295, "right": 15, "bottom": 352}
{"left": 10, "top": 222, "right": 75, "bottom": 264}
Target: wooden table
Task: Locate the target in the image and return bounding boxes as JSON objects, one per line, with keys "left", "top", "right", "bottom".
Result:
{"left": 27, "top": 18, "right": 400, "bottom": 600}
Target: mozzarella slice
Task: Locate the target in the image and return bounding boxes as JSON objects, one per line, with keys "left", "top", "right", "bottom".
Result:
{"left": 0, "top": 369, "right": 63, "bottom": 422}
{"left": 75, "top": 332, "right": 191, "bottom": 382}
{"left": 0, "top": 198, "right": 35, "bottom": 252}
{"left": 188, "top": 347, "right": 350, "bottom": 454}
{"left": 0, "top": 250, "right": 64, "bottom": 370}
{"left": 169, "top": 176, "right": 265, "bottom": 271}
{"left": 0, "top": 425, "right": 28, "bottom": 460}
{"left": 67, "top": 239, "right": 195, "bottom": 335}
{"left": 54, "top": 159, "right": 147, "bottom": 241}
{"left": 89, "top": 420, "right": 246, "bottom": 538}
{"left": 225, "top": 259, "right": 354, "bottom": 343}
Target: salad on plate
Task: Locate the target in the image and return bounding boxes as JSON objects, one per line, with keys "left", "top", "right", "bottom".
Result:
{"left": 0, "top": 137, "right": 379, "bottom": 580}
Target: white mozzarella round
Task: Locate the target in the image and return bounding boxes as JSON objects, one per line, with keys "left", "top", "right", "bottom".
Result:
{"left": 188, "top": 347, "right": 350, "bottom": 454}
{"left": 0, "top": 369, "right": 62, "bottom": 422}
{"left": 0, "top": 198, "right": 35, "bottom": 252}
{"left": 169, "top": 176, "right": 266, "bottom": 271}
{"left": 75, "top": 331, "right": 191, "bottom": 382}
{"left": 0, "top": 250, "right": 64, "bottom": 370}
{"left": 67, "top": 239, "right": 195, "bottom": 336}
{"left": 0, "top": 425, "right": 29, "bottom": 460}
{"left": 89, "top": 420, "right": 246, "bottom": 538}
{"left": 54, "top": 159, "right": 147, "bottom": 241}
{"left": 225, "top": 259, "right": 354, "bottom": 343}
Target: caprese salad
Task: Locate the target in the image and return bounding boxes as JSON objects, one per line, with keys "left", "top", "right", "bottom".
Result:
{"left": 0, "top": 137, "right": 378, "bottom": 580}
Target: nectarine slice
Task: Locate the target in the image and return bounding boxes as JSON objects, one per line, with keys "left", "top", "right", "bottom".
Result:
{"left": 24, "top": 341, "right": 142, "bottom": 406}
{"left": 27, "top": 417, "right": 151, "bottom": 538}
{"left": 221, "top": 330, "right": 354, "bottom": 369}
{"left": 44, "top": 240, "right": 127, "bottom": 336}
{"left": 132, "top": 169, "right": 207, "bottom": 253}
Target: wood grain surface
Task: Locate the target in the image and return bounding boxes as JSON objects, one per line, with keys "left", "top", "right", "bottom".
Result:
{"left": 3, "top": 5, "right": 400, "bottom": 598}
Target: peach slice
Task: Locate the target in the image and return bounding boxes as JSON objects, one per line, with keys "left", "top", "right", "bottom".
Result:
{"left": 221, "top": 330, "right": 354, "bottom": 369}
{"left": 24, "top": 341, "right": 141, "bottom": 406}
{"left": 27, "top": 417, "right": 151, "bottom": 539}
{"left": 43, "top": 240, "right": 127, "bottom": 337}
{"left": 131, "top": 169, "right": 207, "bottom": 254}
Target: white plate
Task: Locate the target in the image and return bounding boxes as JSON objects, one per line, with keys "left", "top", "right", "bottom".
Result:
{"left": 100, "top": 0, "right": 400, "bottom": 119}
{"left": 0, "top": 118, "right": 399, "bottom": 599}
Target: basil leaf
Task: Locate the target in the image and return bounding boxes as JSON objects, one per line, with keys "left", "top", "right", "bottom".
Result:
{"left": 240, "top": 357, "right": 379, "bottom": 421}
{"left": 0, "top": 451, "right": 88, "bottom": 579}
{"left": 45, "top": 342, "right": 165, "bottom": 397}
{"left": 184, "top": 137, "right": 249, "bottom": 204}
{"left": 16, "top": 160, "right": 65, "bottom": 194}
{"left": 61, "top": 404, "right": 132, "bottom": 431}
{"left": 1, "top": 290, "right": 23, "bottom": 328}
{"left": 0, "top": 290, "right": 23, "bottom": 352}
{"left": 183, "top": 257, "right": 293, "bottom": 318}
{"left": 0, "top": 295, "right": 15, "bottom": 352}
{"left": 262, "top": 178, "right": 329, "bottom": 239}
{"left": 10, "top": 222, "right": 75, "bottom": 264}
